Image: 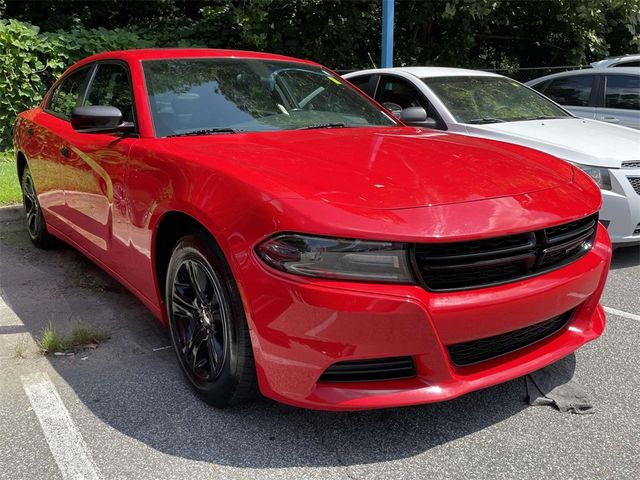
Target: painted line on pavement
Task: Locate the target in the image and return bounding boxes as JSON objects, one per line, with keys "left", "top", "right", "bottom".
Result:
{"left": 21, "top": 372, "right": 100, "bottom": 480}
{"left": 603, "top": 306, "right": 640, "bottom": 322}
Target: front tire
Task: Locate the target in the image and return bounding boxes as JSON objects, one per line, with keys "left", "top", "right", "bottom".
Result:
{"left": 165, "top": 233, "right": 258, "bottom": 407}
{"left": 21, "top": 166, "right": 56, "bottom": 249}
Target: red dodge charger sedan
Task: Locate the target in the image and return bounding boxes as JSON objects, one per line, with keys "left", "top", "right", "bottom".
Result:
{"left": 12, "top": 49, "right": 611, "bottom": 410}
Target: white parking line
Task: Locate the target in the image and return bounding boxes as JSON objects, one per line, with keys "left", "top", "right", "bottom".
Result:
{"left": 21, "top": 372, "right": 100, "bottom": 480}
{"left": 604, "top": 306, "right": 640, "bottom": 322}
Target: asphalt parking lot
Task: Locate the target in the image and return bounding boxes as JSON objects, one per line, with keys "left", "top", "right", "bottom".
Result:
{"left": 1, "top": 212, "right": 639, "bottom": 480}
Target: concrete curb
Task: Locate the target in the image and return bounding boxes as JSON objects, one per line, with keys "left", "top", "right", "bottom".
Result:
{"left": 0, "top": 205, "right": 23, "bottom": 222}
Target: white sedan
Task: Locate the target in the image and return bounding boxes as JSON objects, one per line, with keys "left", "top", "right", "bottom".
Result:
{"left": 344, "top": 67, "right": 640, "bottom": 247}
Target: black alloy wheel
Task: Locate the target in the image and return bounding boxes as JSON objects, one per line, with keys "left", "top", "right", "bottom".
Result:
{"left": 166, "top": 234, "right": 258, "bottom": 407}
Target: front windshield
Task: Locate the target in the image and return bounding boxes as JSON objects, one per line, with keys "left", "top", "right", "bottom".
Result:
{"left": 143, "top": 58, "right": 397, "bottom": 136}
{"left": 422, "top": 76, "right": 571, "bottom": 124}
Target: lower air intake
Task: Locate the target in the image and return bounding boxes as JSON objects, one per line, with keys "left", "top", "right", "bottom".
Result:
{"left": 447, "top": 310, "right": 573, "bottom": 366}
{"left": 318, "top": 356, "right": 416, "bottom": 383}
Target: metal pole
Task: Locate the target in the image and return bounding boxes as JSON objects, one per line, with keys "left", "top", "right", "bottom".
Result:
{"left": 381, "top": 0, "right": 394, "bottom": 68}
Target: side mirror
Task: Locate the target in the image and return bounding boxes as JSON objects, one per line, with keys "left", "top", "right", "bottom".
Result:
{"left": 71, "top": 106, "right": 134, "bottom": 133}
{"left": 399, "top": 107, "right": 438, "bottom": 129}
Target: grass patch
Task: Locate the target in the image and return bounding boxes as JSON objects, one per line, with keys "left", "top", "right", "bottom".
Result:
{"left": 0, "top": 151, "right": 21, "bottom": 206}
{"left": 37, "top": 323, "right": 111, "bottom": 354}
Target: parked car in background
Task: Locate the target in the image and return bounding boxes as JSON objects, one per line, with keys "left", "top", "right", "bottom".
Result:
{"left": 344, "top": 67, "right": 640, "bottom": 247}
{"left": 591, "top": 54, "right": 640, "bottom": 68}
{"left": 13, "top": 50, "right": 611, "bottom": 411}
{"left": 525, "top": 67, "right": 640, "bottom": 130}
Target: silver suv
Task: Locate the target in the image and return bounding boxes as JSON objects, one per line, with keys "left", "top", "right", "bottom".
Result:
{"left": 526, "top": 68, "right": 639, "bottom": 130}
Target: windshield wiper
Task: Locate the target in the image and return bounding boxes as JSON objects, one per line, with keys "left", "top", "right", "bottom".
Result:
{"left": 467, "top": 118, "right": 507, "bottom": 124}
{"left": 167, "top": 128, "right": 238, "bottom": 137}
{"left": 297, "top": 123, "right": 347, "bottom": 130}
{"left": 522, "top": 115, "right": 566, "bottom": 121}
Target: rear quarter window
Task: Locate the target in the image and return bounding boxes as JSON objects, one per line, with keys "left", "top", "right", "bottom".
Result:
{"left": 605, "top": 75, "right": 640, "bottom": 110}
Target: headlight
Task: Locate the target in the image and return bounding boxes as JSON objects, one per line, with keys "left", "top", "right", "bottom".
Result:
{"left": 573, "top": 164, "right": 612, "bottom": 190}
{"left": 256, "top": 234, "right": 414, "bottom": 283}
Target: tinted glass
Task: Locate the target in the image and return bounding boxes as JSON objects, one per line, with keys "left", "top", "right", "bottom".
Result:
{"left": 377, "top": 76, "right": 427, "bottom": 109}
{"left": 84, "top": 63, "right": 135, "bottom": 122}
{"left": 142, "top": 59, "right": 396, "bottom": 137}
{"left": 605, "top": 75, "right": 640, "bottom": 110}
{"left": 48, "top": 67, "right": 91, "bottom": 118}
{"left": 542, "top": 75, "right": 594, "bottom": 106}
{"left": 349, "top": 75, "right": 373, "bottom": 95}
{"left": 613, "top": 61, "right": 640, "bottom": 67}
{"left": 422, "top": 76, "right": 569, "bottom": 124}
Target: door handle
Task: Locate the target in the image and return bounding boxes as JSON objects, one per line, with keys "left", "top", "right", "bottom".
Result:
{"left": 600, "top": 116, "right": 620, "bottom": 123}
{"left": 60, "top": 146, "right": 70, "bottom": 158}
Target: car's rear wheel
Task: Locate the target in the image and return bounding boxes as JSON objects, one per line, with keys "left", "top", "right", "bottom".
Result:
{"left": 21, "top": 166, "right": 56, "bottom": 248}
{"left": 165, "top": 233, "right": 258, "bottom": 407}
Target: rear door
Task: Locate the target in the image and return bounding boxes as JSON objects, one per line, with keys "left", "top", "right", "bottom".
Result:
{"left": 537, "top": 74, "right": 599, "bottom": 120}
{"left": 597, "top": 73, "right": 640, "bottom": 129}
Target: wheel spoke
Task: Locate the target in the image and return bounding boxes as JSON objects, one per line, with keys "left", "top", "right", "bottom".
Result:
{"left": 208, "top": 335, "right": 223, "bottom": 375}
{"left": 186, "top": 260, "right": 209, "bottom": 304}
{"left": 172, "top": 291, "right": 198, "bottom": 317}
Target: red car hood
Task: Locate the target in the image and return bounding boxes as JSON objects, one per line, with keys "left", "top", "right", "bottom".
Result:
{"left": 169, "top": 127, "right": 574, "bottom": 210}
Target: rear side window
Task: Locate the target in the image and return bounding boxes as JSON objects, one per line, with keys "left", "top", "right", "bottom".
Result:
{"left": 84, "top": 63, "right": 135, "bottom": 122}
{"left": 542, "top": 75, "right": 595, "bottom": 107}
{"left": 47, "top": 67, "right": 91, "bottom": 119}
{"left": 605, "top": 75, "right": 640, "bottom": 110}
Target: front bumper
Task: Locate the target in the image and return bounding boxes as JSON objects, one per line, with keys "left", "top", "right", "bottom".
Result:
{"left": 600, "top": 168, "right": 640, "bottom": 245}
{"left": 241, "top": 225, "right": 612, "bottom": 410}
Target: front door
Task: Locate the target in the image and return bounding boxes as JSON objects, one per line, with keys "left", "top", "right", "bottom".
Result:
{"left": 60, "top": 61, "right": 138, "bottom": 272}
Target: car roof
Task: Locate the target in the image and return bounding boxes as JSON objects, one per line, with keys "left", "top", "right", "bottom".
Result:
{"left": 344, "top": 66, "right": 503, "bottom": 79}
{"left": 591, "top": 54, "right": 640, "bottom": 68}
{"left": 73, "top": 48, "right": 319, "bottom": 67}
{"left": 526, "top": 67, "right": 640, "bottom": 85}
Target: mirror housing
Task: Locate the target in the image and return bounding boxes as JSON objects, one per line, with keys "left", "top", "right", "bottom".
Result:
{"left": 71, "top": 106, "right": 134, "bottom": 133}
{"left": 399, "top": 107, "right": 438, "bottom": 129}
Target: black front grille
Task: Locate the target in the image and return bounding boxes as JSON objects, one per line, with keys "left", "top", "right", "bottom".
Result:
{"left": 412, "top": 215, "right": 597, "bottom": 291}
{"left": 318, "top": 356, "right": 416, "bottom": 383}
{"left": 622, "top": 161, "right": 640, "bottom": 168}
{"left": 628, "top": 177, "right": 640, "bottom": 195}
{"left": 634, "top": 223, "right": 640, "bottom": 236}
{"left": 447, "top": 310, "right": 573, "bottom": 366}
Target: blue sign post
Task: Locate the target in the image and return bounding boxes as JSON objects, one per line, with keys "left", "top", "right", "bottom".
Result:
{"left": 381, "top": 0, "right": 394, "bottom": 68}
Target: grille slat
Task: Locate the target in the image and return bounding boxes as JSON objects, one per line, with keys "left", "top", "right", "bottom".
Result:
{"left": 447, "top": 310, "right": 573, "bottom": 366}
{"left": 622, "top": 161, "right": 640, "bottom": 168}
{"left": 628, "top": 177, "right": 640, "bottom": 195}
{"left": 413, "top": 215, "right": 597, "bottom": 291}
{"left": 318, "top": 356, "right": 416, "bottom": 383}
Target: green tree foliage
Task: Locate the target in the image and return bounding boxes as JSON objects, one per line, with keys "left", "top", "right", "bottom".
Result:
{"left": 0, "top": 19, "right": 152, "bottom": 148}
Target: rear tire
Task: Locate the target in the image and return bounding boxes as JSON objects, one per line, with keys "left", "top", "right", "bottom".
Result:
{"left": 21, "top": 166, "right": 57, "bottom": 249}
{"left": 165, "top": 233, "right": 258, "bottom": 407}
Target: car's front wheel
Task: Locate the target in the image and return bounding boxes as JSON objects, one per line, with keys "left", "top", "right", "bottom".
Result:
{"left": 21, "top": 165, "right": 57, "bottom": 248}
{"left": 165, "top": 233, "right": 258, "bottom": 407}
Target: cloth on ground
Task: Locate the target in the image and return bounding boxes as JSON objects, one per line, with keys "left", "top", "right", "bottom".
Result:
{"left": 525, "top": 360, "right": 594, "bottom": 414}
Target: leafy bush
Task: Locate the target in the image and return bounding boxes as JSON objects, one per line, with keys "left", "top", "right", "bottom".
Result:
{"left": 0, "top": 19, "right": 153, "bottom": 148}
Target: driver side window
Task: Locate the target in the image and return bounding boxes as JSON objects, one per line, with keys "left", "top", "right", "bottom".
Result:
{"left": 375, "top": 75, "right": 428, "bottom": 110}
{"left": 84, "top": 63, "right": 135, "bottom": 123}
